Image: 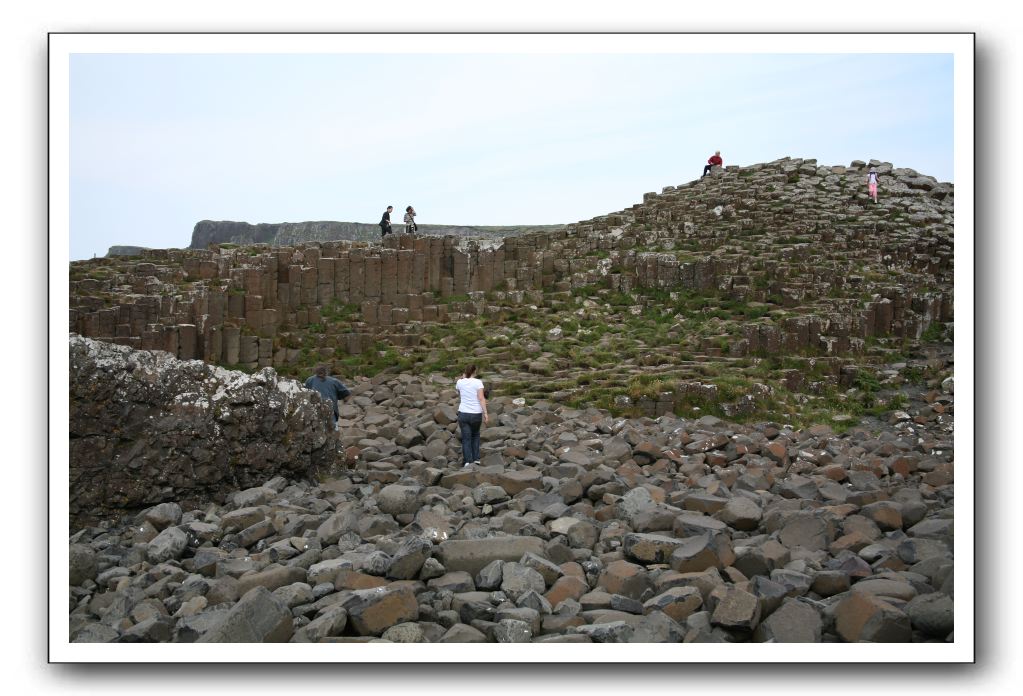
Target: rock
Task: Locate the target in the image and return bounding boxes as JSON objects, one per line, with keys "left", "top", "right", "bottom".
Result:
{"left": 908, "top": 518, "right": 954, "bottom": 539}
{"left": 623, "top": 533, "right": 688, "bottom": 565}
{"left": 492, "top": 619, "right": 533, "bottom": 643}
{"left": 565, "top": 520, "right": 599, "bottom": 549}
{"left": 437, "top": 536, "right": 546, "bottom": 576}
{"left": 810, "top": 570, "right": 850, "bottom": 597}
{"left": 171, "top": 609, "right": 225, "bottom": 642}
{"left": 395, "top": 427, "right": 424, "bottom": 448}
{"left": 292, "top": 606, "right": 348, "bottom": 642}
{"left": 610, "top": 594, "right": 645, "bottom": 615}
{"left": 500, "top": 563, "right": 547, "bottom": 601}
{"left": 753, "top": 598, "right": 822, "bottom": 642}
{"left": 472, "top": 484, "right": 507, "bottom": 505}
{"left": 669, "top": 534, "right": 729, "bottom": 573}
{"left": 357, "top": 550, "right": 392, "bottom": 576}
{"left": 146, "top": 526, "right": 188, "bottom": 564}
{"left": 778, "top": 475, "right": 819, "bottom": 500}
{"left": 433, "top": 405, "right": 457, "bottom": 425}
{"left": 69, "top": 544, "right": 98, "bottom": 586}
{"left": 334, "top": 569, "right": 388, "bottom": 591}
{"left": 68, "top": 336, "right": 332, "bottom": 528}
{"left": 629, "top": 610, "right": 686, "bottom": 643}
{"left": 860, "top": 501, "right": 903, "bottom": 531}
{"left": 495, "top": 470, "right": 543, "bottom": 496}
{"left": 381, "top": 622, "right": 430, "bottom": 643}
{"left": 198, "top": 586, "right": 294, "bottom": 642}
{"left": 905, "top": 592, "right": 954, "bottom": 637}
{"left": 643, "top": 586, "right": 703, "bottom": 624}
{"left": 851, "top": 578, "right": 918, "bottom": 602}
{"left": 386, "top": 536, "right": 433, "bottom": 580}
{"left": 143, "top": 502, "right": 183, "bottom": 530}
{"left": 576, "top": 621, "right": 634, "bottom": 643}
{"left": 206, "top": 576, "right": 241, "bottom": 606}
{"left": 315, "top": 506, "right": 360, "bottom": 545}
{"left": 230, "top": 486, "right": 277, "bottom": 508}
{"left": 72, "top": 622, "right": 120, "bottom": 643}
{"left": 377, "top": 485, "right": 422, "bottom": 517}
{"left": 274, "top": 582, "right": 314, "bottom": 609}
{"left": 341, "top": 585, "right": 419, "bottom": 636}
{"left": 308, "top": 558, "right": 350, "bottom": 586}
{"left": 834, "top": 591, "right": 912, "bottom": 642}
{"left": 475, "top": 559, "right": 504, "bottom": 591}
{"left": 779, "top": 512, "right": 834, "bottom": 551}
{"left": 428, "top": 571, "right": 475, "bottom": 593}
{"left": 236, "top": 565, "right": 308, "bottom": 596}
{"left": 519, "top": 552, "right": 563, "bottom": 587}
{"left": 545, "top": 575, "right": 590, "bottom": 607}
{"left": 710, "top": 586, "right": 761, "bottom": 632}
{"left": 619, "top": 487, "right": 657, "bottom": 521}
{"left": 673, "top": 513, "right": 729, "bottom": 538}
{"left": 683, "top": 493, "right": 728, "bottom": 515}
{"left": 769, "top": 569, "right": 813, "bottom": 598}
{"left": 597, "top": 560, "right": 652, "bottom": 601}
{"left": 439, "top": 623, "right": 488, "bottom": 643}
{"left": 221, "top": 507, "right": 267, "bottom": 534}
{"left": 716, "top": 497, "right": 762, "bottom": 531}
{"left": 602, "top": 438, "right": 632, "bottom": 462}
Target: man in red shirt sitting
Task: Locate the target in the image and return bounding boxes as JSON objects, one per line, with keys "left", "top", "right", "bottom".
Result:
{"left": 703, "top": 151, "right": 723, "bottom": 177}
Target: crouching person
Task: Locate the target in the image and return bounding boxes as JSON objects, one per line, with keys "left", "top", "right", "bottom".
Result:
{"left": 305, "top": 364, "right": 351, "bottom": 431}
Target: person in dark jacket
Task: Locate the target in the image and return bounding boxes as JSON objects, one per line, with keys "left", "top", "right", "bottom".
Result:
{"left": 379, "top": 206, "right": 394, "bottom": 237}
{"left": 702, "top": 151, "right": 723, "bottom": 177}
{"left": 304, "top": 364, "right": 351, "bottom": 430}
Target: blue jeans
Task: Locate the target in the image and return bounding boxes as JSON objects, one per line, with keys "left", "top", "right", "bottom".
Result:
{"left": 457, "top": 411, "right": 482, "bottom": 464}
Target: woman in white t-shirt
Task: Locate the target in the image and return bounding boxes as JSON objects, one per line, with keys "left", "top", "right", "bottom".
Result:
{"left": 455, "top": 364, "right": 488, "bottom": 467}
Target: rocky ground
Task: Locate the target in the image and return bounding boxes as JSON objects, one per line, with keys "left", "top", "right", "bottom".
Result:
{"left": 68, "top": 363, "right": 953, "bottom": 644}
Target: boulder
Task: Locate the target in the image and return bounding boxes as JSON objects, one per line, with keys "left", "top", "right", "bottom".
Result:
{"left": 753, "top": 598, "right": 822, "bottom": 642}
{"left": 198, "top": 587, "right": 294, "bottom": 643}
{"left": 437, "top": 536, "right": 546, "bottom": 576}
{"left": 834, "top": 591, "right": 912, "bottom": 642}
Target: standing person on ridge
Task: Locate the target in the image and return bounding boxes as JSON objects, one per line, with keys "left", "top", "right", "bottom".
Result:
{"left": 455, "top": 364, "right": 488, "bottom": 468}
{"left": 702, "top": 150, "right": 723, "bottom": 177}
{"left": 404, "top": 205, "right": 418, "bottom": 235}
{"left": 304, "top": 364, "right": 351, "bottom": 431}
{"left": 866, "top": 167, "right": 880, "bottom": 204}
{"left": 379, "top": 205, "right": 394, "bottom": 238}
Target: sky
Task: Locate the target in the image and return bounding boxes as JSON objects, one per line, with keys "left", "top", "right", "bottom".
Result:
{"left": 68, "top": 50, "right": 953, "bottom": 260}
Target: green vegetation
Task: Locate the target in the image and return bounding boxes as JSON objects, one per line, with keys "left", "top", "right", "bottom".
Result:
{"left": 920, "top": 321, "right": 946, "bottom": 342}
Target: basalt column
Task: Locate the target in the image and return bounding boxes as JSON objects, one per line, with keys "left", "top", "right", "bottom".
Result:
{"left": 381, "top": 249, "right": 398, "bottom": 305}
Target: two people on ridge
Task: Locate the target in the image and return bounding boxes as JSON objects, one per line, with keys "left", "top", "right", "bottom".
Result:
{"left": 379, "top": 205, "right": 418, "bottom": 238}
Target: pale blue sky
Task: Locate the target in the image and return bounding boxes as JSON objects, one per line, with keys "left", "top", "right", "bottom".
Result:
{"left": 69, "top": 52, "right": 953, "bottom": 260}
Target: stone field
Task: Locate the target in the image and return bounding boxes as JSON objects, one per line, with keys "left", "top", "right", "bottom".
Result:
{"left": 68, "top": 345, "right": 954, "bottom": 644}
{"left": 67, "top": 157, "right": 955, "bottom": 643}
